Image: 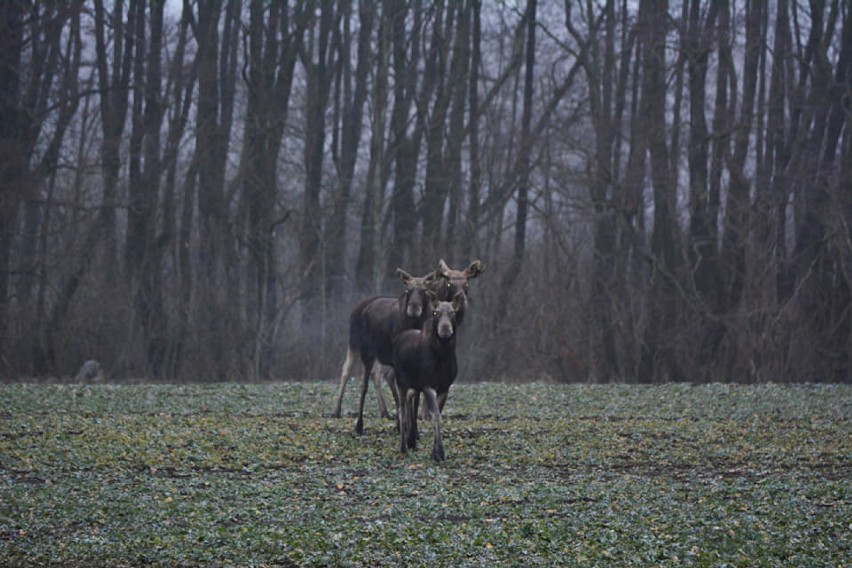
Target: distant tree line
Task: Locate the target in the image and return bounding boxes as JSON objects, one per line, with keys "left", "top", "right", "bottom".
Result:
{"left": 0, "top": 0, "right": 850, "bottom": 383}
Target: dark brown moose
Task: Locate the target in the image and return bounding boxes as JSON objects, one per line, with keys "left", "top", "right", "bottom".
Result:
{"left": 431, "top": 259, "right": 485, "bottom": 326}
{"left": 394, "top": 292, "right": 464, "bottom": 462}
{"left": 416, "top": 259, "right": 484, "bottom": 418}
{"left": 331, "top": 269, "right": 433, "bottom": 434}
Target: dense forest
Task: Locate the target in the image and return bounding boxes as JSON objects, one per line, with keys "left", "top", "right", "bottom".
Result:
{"left": 0, "top": 0, "right": 849, "bottom": 383}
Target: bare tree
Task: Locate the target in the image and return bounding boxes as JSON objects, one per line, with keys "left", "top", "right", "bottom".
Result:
{"left": 355, "top": 0, "right": 391, "bottom": 293}
{"left": 92, "top": 0, "right": 135, "bottom": 268}
{"left": 503, "top": 0, "right": 536, "bottom": 294}
{"left": 459, "top": 0, "right": 482, "bottom": 262}
{"left": 38, "top": 0, "right": 135, "bottom": 375}
{"left": 160, "top": 0, "right": 199, "bottom": 378}
{"left": 789, "top": 0, "right": 851, "bottom": 382}
{"left": 564, "top": 0, "right": 628, "bottom": 382}
{"left": 325, "top": 0, "right": 373, "bottom": 303}
{"left": 1, "top": 2, "right": 84, "bottom": 375}
{"left": 187, "top": 0, "right": 240, "bottom": 379}
{"left": 0, "top": 1, "right": 848, "bottom": 384}
{"left": 238, "top": 0, "right": 308, "bottom": 378}
{"left": 124, "top": 0, "right": 169, "bottom": 377}
{"left": 636, "top": 0, "right": 683, "bottom": 383}
{"left": 420, "top": 0, "right": 457, "bottom": 260}
{"left": 300, "top": 1, "right": 337, "bottom": 318}
{"left": 685, "top": 1, "right": 722, "bottom": 380}
{"left": 385, "top": 0, "right": 425, "bottom": 282}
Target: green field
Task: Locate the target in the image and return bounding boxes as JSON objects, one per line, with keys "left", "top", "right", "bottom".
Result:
{"left": 1, "top": 382, "right": 849, "bottom": 566}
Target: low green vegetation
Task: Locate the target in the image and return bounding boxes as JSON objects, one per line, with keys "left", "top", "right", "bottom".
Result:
{"left": 1, "top": 382, "right": 849, "bottom": 566}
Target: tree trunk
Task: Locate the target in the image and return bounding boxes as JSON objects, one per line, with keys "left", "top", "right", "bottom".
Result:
{"left": 637, "top": 0, "right": 683, "bottom": 383}
{"left": 792, "top": 0, "right": 851, "bottom": 382}
{"left": 125, "top": 0, "right": 168, "bottom": 378}
{"left": 300, "top": 2, "right": 336, "bottom": 322}
{"left": 420, "top": 0, "right": 453, "bottom": 261}
{"left": 0, "top": 1, "right": 25, "bottom": 367}
{"left": 566, "top": 0, "right": 622, "bottom": 382}
{"left": 386, "top": 0, "right": 423, "bottom": 282}
{"left": 325, "top": 0, "right": 372, "bottom": 304}
{"left": 723, "top": 0, "right": 764, "bottom": 312}
{"left": 355, "top": 0, "right": 390, "bottom": 292}
{"left": 686, "top": 1, "right": 722, "bottom": 379}
{"left": 41, "top": 0, "right": 135, "bottom": 373}
{"left": 93, "top": 0, "right": 135, "bottom": 270}
{"left": 240, "top": 0, "right": 307, "bottom": 378}
{"left": 496, "top": 0, "right": 536, "bottom": 323}
{"left": 160, "top": 4, "right": 196, "bottom": 378}
{"left": 443, "top": 1, "right": 471, "bottom": 260}
{"left": 459, "top": 0, "right": 482, "bottom": 262}
{"left": 191, "top": 0, "right": 239, "bottom": 379}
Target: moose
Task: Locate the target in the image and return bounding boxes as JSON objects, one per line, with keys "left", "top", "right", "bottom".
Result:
{"left": 331, "top": 269, "right": 433, "bottom": 434}
{"left": 417, "top": 259, "right": 484, "bottom": 419}
{"left": 331, "top": 258, "right": 485, "bottom": 451}
{"left": 394, "top": 291, "right": 465, "bottom": 462}
{"left": 432, "top": 259, "right": 484, "bottom": 325}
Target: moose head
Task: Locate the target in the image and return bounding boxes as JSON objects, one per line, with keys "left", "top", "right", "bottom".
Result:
{"left": 433, "top": 259, "right": 485, "bottom": 301}
{"left": 397, "top": 268, "right": 434, "bottom": 321}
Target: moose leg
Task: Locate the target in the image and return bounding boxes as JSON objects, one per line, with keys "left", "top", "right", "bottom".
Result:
{"left": 410, "top": 393, "right": 421, "bottom": 442}
{"left": 419, "top": 392, "right": 431, "bottom": 420}
{"left": 418, "top": 390, "right": 449, "bottom": 423}
{"left": 354, "top": 355, "right": 375, "bottom": 435}
{"left": 398, "top": 386, "right": 410, "bottom": 454}
{"left": 407, "top": 392, "right": 423, "bottom": 439}
{"left": 405, "top": 389, "right": 419, "bottom": 451}
{"left": 438, "top": 391, "right": 448, "bottom": 412}
{"left": 423, "top": 387, "right": 445, "bottom": 462}
{"left": 382, "top": 367, "right": 402, "bottom": 430}
{"left": 331, "top": 346, "right": 357, "bottom": 418}
{"left": 371, "top": 365, "right": 393, "bottom": 420}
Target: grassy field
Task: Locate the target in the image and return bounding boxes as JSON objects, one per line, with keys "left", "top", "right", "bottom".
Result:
{"left": 1, "top": 381, "right": 849, "bottom": 566}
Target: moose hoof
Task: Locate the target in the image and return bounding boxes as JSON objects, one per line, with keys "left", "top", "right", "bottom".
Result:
{"left": 354, "top": 420, "right": 364, "bottom": 436}
{"left": 431, "top": 449, "right": 446, "bottom": 462}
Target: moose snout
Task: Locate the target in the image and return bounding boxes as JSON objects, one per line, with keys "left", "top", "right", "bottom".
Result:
{"left": 438, "top": 322, "right": 454, "bottom": 340}
{"left": 408, "top": 304, "right": 423, "bottom": 318}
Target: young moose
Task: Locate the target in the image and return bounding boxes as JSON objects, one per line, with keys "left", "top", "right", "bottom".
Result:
{"left": 394, "top": 291, "right": 464, "bottom": 462}
{"left": 331, "top": 269, "right": 433, "bottom": 435}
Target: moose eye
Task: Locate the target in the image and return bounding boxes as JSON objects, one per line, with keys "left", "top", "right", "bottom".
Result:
{"left": 446, "top": 282, "right": 451, "bottom": 288}
{"left": 432, "top": 311, "right": 438, "bottom": 318}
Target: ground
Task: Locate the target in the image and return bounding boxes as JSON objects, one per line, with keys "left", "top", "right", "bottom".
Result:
{"left": 1, "top": 381, "right": 849, "bottom": 566}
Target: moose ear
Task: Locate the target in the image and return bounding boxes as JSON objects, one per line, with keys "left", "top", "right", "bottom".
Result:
{"left": 465, "top": 260, "right": 485, "bottom": 278}
{"left": 437, "top": 259, "right": 451, "bottom": 277}
{"left": 397, "top": 268, "right": 412, "bottom": 285}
